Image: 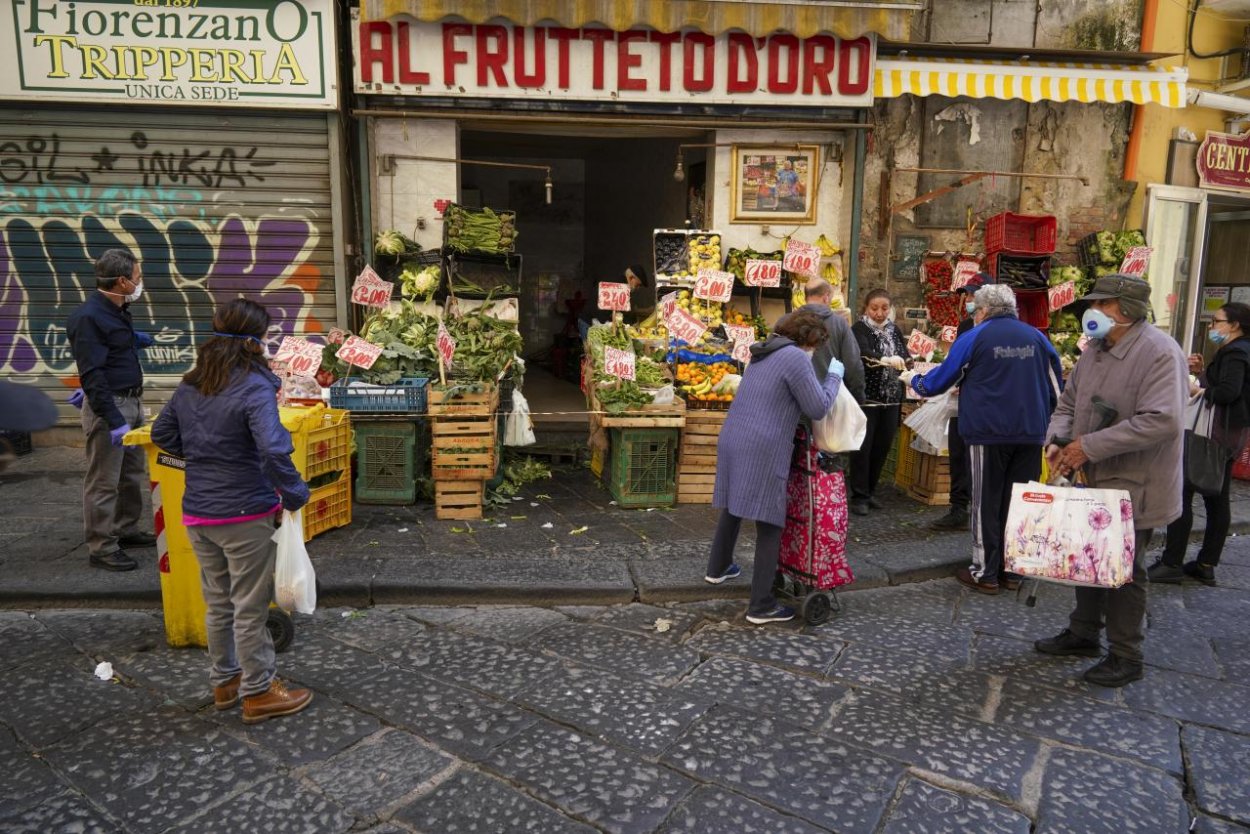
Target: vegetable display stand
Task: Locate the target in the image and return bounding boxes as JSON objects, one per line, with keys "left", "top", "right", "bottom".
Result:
{"left": 428, "top": 382, "right": 499, "bottom": 417}
{"left": 908, "top": 450, "right": 951, "bottom": 506}
{"left": 329, "top": 377, "right": 429, "bottom": 414}
{"left": 434, "top": 480, "right": 485, "bottom": 520}
{"left": 604, "top": 428, "right": 679, "bottom": 508}
{"left": 677, "top": 410, "right": 727, "bottom": 504}
{"left": 445, "top": 251, "right": 523, "bottom": 298}
{"left": 590, "top": 387, "right": 687, "bottom": 429}
{"left": 354, "top": 417, "right": 426, "bottom": 505}
{"left": 431, "top": 415, "right": 497, "bottom": 481}
{"left": 304, "top": 470, "right": 353, "bottom": 539}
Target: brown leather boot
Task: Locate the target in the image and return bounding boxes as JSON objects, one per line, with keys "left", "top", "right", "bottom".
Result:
{"left": 213, "top": 673, "right": 242, "bottom": 711}
{"left": 242, "top": 678, "right": 312, "bottom": 725}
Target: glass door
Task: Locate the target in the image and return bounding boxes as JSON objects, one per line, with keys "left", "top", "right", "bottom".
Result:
{"left": 1144, "top": 185, "right": 1208, "bottom": 353}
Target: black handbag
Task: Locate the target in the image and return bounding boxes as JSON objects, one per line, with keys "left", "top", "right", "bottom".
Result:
{"left": 1185, "top": 399, "right": 1232, "bottom": 497}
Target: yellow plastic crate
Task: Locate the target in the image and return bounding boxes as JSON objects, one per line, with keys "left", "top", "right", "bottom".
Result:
{"left": 303, "top": 470, "right": 352, "bottom": 540}
{"left": 893, "top": 424, "right": 919, "bottom": 490}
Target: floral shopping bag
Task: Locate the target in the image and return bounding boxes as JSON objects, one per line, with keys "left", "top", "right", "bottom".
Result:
{"left": 1003, "top": 482, "right": 1135, "bottom": 588}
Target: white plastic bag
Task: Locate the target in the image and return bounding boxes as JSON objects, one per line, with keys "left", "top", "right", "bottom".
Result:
{"left": 905, "top": 390, "right": 955, "bottom": 456}
{"left": 504, "top": 390, "right": 536, "bottom": 446}
{"left": 273, "top": 510, "right": 316, "bottom": 614}
{"left": 813, "top": 384, "right": 867, "bottom": 453}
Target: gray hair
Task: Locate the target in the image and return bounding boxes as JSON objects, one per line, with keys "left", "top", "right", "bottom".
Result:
{"left": 804, "top": 278, "right": 833, "bottom": 301}
{"left": 94, "top": 249, "right": 137, "bottom": 288}
{"left": 974, "top": 284, "right": 1017, "bottom": 318}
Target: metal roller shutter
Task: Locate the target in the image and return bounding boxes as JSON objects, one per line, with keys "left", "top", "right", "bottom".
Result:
{"left": 0, "top": 106, "right": 340, "bottom": 425}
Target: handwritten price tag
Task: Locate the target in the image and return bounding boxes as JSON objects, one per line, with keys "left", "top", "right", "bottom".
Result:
{"left": 351, "top": 266, "right": 393, "bottom": 308}
{"left": 668, "top": 308, "right": 708, "bottom": 345}
{"left": 603, "top": 346, "right": 636, "bottom": 381}
{"left": 783, "top": 239, "right": 821, "bottom": 279}
{"left": 1076, "top": 334, "right": 1091, "bottom": 352}
{"left": 272, "top": 336, "right": 324, "bottom": 379}
{"left": 1120, "top": 246, "right": 1152, "bottom": 278}
{"left": 907, "top": 329, "right": 938, "bottom": 358}
{"left": 597, "top": 282, "right": 631, "bottom": 312}
{"left": 694, "top": 269, "right": 734, "bottom": 303}
{"left": 724, "top": 324, "right": 756, "bottom": 346}
{"left": 658, "top": 291, "right": 679, "bottom": 325}
{"left": 1048, "top": 281, "right": 1076, "bottom": 312}
{"left": 732, "top": 339, "right": 752, "bottom": 365}
{"left": 436, "top": 324, "right": 456, "bottom": 368}
{"left": 743, "top": 259, "right": 782, "bottom": 287}
{"left": 336, "top": 335, "right": 383, "bottom": 370}
{"left": 939, "top": 326, "right": 959, "bottom": 343}
{"left": 326, "top": 327, "right": 348, "bottom": 345}
{"left": 950, "top": 260, "right": 981, "bottom": 291}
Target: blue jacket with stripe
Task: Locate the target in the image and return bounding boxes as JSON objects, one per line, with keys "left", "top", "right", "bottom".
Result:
{"left": 911, "top": 313, "right": 1063, "bottom": 446}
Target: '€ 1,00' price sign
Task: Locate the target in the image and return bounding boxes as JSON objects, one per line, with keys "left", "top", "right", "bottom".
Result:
{"left": 602, "top": 347, "right": 636, "bottom": 381}
{"left": 743, "top": 259, "right": 782, "bottom": 287}
{"left": 335, "top": 335, "right": 383, "bottom": 370}
{"left": 597, "top": 282, "right": 631, "bottom": 312}
{"left": 436, "top": 324, "right": 456, "bottom": 368}
{"left": 272, "top": 336, "right": 324, "bottom": 379}
{"left": 783, "top": 239, "right": 821, "bottom": 279}
{"left": 694, "top": 269, "right": 734, "bottom": 303}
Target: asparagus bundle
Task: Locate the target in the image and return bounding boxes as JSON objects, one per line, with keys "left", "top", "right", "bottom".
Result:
{"left": 445, "top": 205, "right": 518, "bottom": 254}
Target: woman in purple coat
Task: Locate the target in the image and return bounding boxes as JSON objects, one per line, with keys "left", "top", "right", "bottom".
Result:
{"left": 704, "top": 309, "right": 843, "bottom": 624}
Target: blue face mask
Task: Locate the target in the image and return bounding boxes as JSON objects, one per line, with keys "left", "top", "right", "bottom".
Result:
{"left": 1081, "top": 308, "right": 1115, "bottom": 339}
{"left": 1210, "top": 329, "right": 1228, "bottom": 345}
{"left": 965, "top": 301, "right": 976, "bottom": 315}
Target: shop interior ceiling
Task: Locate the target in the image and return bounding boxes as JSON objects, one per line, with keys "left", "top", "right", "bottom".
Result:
{"left": 458, "top": 121, "right": 708, "bottom": 140}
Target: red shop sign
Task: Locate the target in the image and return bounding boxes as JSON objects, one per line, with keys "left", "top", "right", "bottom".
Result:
{"left": 1197, "top": 130, "right": 1250, "bottom": 191}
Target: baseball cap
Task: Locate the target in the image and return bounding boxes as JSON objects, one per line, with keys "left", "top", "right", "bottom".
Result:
{"left": 955, "top": 272, "right": 993, "bottom": 295}
{"left": 1080, "top": 273, "right": 1150, "bottom": 303}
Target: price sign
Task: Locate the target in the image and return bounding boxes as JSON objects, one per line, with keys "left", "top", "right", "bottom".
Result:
{"left": 436, "top": 323, "right": 456, "bottom": 368}
{"left": 1076, "top": 334, "right": 1091, "bottom": 352}
{"left": 350, "top": 266, "right": 393, "bottom": 308}
{"left": 724, "top": 324, "right": 756, "bottom": 346}
{"left": 603, "top": 346, "right": 636, "bottom": 381}
{"left": 783, "top": 239, "right": 821, "bottom": 279}
{"left": 597, "top": 282, "right": 631, "bottom": 311}
{"left": 950, "top": 260, "right": 981, "bottom": 291}
{"left": 732, "top": 339, "right": 753, "bottom": 365}
{"left": 694, "top": 269, "right": 734, "bottom": 303}
{"left": 668, "top": 307, "right": 708, "bottom": 345}
{"left": 658, "top": 291, "right": 679, "bottom": 324}
{"left": 1120, "top": 246, "right": 1152, "bottom": 278}
{"left": 335, "top": 335, "right": 383, "bottom": 370}
{"left": 939, "top": 326, "right": 959, "bottom": 343}
{"left": 272, "top": 336, "right": 324, "bottom": 379}
{"left": 743, "top": 259, "right": 782, "bottom": 287}
{"left": 1048, "top": 280, "right": 1076, "bottom": 312}
{"left": 326, "top": 327, "right": 348, "bottom": 345}
{"left": 907, "top": 329, "right": 938, "bottom": 358}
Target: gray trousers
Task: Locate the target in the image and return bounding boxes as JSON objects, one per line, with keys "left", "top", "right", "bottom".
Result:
{"left": 81, "top": 395, "right": 146, "bottom": 557}
{"left": 1069, "top": 528, "right": 1154, "bottom": 662}
{"left": 187, "top": 517, "right": 277, "bottom": 698}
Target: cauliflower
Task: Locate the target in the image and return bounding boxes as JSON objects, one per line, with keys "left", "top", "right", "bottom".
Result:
{"left": 400, "top": 264, "right": 441, "bottom": 300}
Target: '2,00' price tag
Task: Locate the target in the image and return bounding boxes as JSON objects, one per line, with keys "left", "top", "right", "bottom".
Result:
{"left": 694, "top": 269, "right": 734, "bottom": 303}
{"left": 335, "top": 335, "right": 383, "bottom": 370}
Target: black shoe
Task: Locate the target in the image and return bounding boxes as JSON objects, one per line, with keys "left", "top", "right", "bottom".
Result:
{"left": 868, "top": 496, "right": 885, "bottom": 510}
{"left": 850, "top": 500, "right": 869, "bottom": 517}
{"left": 1000, "top": 572, "right": 1023, "bottom": 592}
{"left": 118, "top": 531, "right": 157, "bottom": 548}
{"left": 1146, "top": 560, "right": 1184, "bottom": 584}
{"left": 745, "top": 604, "right": 796, "bottom": 625}
{"left": 931, "top": 509, "right": 969, "bottom": 531}
{"left": 1083, "top": 653, "right": 1144, "bottom": 688}
{"left": 1034, "top": 628, "right": 1101, "bottom": 658}
{"left": 1182, "top": 561, "right": 1217, "bottom": 586}
{"left": 90, "top": 550, "right": 137, "bottom": 572}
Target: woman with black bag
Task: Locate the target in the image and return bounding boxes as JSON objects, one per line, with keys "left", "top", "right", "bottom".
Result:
{"left": 1149, "top": 302, "right": 1250, "bottom": 586}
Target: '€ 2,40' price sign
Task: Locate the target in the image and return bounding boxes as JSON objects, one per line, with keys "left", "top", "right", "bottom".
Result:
{"left": 597, "top": 282, "right": 631, "bottom": 312}
{"left": 907, "top": 329, "right": 938, "bottom": 358}
{"left": 668, "top": 307, "right": 708, "bottom": 345}
{"left": 1048, "top": 281, "right": 1076, "bottom": 312}
{"left": 783, "top": 239, "right": 821, "bottom": 279}
{"left": 350, "top": 266, "right": 394, "bottom": 308}
{"left": 694, "top": 269, "right": 734, "bottom": 303}
{"left": 335, "top": 335, "right": 383, "bottom": 370}
{"left": 272, "top": 336, "right": 324, "bottom": 379}
{"left": 602, "top": 346, "right": 636, "bottom": 381}
{"left": 743, "top": 259, "right": 782, "bottom": 287}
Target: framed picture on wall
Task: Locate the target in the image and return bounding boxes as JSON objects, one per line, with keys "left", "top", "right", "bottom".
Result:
{"left": 730, "top": 145, "right": 821, "bottom": 224}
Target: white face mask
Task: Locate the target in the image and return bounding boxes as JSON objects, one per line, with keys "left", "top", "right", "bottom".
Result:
{"left": 124, "top": 282, "right": 143, "bottom": 303}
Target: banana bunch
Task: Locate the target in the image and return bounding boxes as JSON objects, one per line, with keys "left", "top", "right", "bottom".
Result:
{"left": 815, "top": 234, "right": 843, "bottom": 288}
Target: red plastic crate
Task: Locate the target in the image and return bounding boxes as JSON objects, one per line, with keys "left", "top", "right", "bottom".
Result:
{"left": 1234, "top": 441, "right": 1250, "bottom": 481}
{"left": 1013, "top": 289, "right": 1050, "bottom": 330}
{"left": 986, "top": 212, "right": 1057, "bottom": 255}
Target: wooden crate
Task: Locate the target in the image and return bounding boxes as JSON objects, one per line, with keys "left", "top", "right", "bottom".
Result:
{"left": 434, "top": 480, "right": 484, "bottom": 520}
{"left": 590, "top": 388, "right": 687, "bottom": 429}
{"left": 677, "top": 410, "right": 727, "bottom": 504}
{"left": 908, "top": 450, "right": 950, "bottom": 506}
{"left": 428, "top": 383, "right": 499, "bottom": 417}
{"left": 431, "top": 415, "right": 497, "bottom": 481}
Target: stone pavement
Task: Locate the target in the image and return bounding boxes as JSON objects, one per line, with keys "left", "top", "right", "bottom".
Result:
{"left": 2, "top": 548, "right": 1249, "bottom": 833}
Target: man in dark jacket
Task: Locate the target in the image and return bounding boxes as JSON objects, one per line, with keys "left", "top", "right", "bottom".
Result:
{"left": 784, "top": 279, "right": 864, "bottom": 401}
{"left": 902, "top": 284, "right": 1063, "bottom": 595}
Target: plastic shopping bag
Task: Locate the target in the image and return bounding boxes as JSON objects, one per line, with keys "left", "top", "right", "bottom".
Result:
{"left": 504, "top": 390, "right": 537, "bottom": 446}
{"left": 1003, "top": 481, "right": 1135, "bottom": 588}
{"left": 813, "top": 384, "right": 867, "bottom": 453}
{"left": 904, "top": 390, "right": 955, "bottom": 456}
{"left": 273, "top": 510, "right": 317, "bottom": 614}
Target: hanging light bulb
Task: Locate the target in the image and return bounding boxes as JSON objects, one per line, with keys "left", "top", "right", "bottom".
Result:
{"left": 673, "top": 152, "right": 685, "bottom": 183}
{"left": 544, "top": 171, "right": 553, "bottom": 205}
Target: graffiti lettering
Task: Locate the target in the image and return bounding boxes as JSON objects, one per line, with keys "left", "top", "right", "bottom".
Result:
{"left": 0, "top": 184, "right": 207, "bottom": 220}
{"left": 0, "top": 134, "right": 90, "bottom": 185}
{"left": 130, "top": 131, "right": 275, "bottom": 188}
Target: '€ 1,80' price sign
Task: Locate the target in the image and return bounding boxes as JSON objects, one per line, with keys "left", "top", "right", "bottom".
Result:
{"left": 743, "top": 259, "right": 782, "bottom": 287}
{"left": 783, "top": 239, "right": 821, "bottom": 279}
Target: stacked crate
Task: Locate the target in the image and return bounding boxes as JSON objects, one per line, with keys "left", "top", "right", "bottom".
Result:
{"left": 986, "top": 212, "right": 1057, "bottom": 329}
{"left": 429, "top": 383, "right": 499, "bottom": 520}
{"left": 677, "top": 410, "right": 726, "bottom": 504}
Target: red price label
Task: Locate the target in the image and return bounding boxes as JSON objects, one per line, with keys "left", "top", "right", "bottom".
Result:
{"left": 1076, "top": 334, "right": 1091, "bottom": 352}
{"left": 335, "top": 335, "right": 383, "bottom": 370}
{"left": 694, "top": 269, "right": 734, "bottom": 303}
{"left": 783, "top": 239, "right": 821, "bottom": 279}
{"left": 597, "top": 282, "right": 631, "bottom": 312}
{"left": 1120, "top": 246, "right": 1152, "bottom": 278}
{"left": 907, "top": 329, "right": 937, "bottom": 358}
{"left": 326, "top": 327, "right": 348, "bottom": 345}
{"left": 724, "top": 324, "right": 756, "bottom": 346}
{"left": 272, "top": 336, "right": 324, "bottom": 379}
{"left": 668, "top": 308, "right": 708, "bottom": 345}
{"left": 743, "top": 259, "right": 782, "bottom": 287}
{"left": 950, "top": 260, "right": 981, "bottom": 291}
{"left": 351, "top": 266, "right": 394, "bottom": 309}
{"left": 1048, "top": 281, "right": 1076, "bottom": 312}
{"left": 939, "top": 326, "right": 959, "bottom": 343}
{"left": 732, "top": 339, "right": 752, "bottom": 365}
{"left": 603, "top": 346, "right": 636, "bottom": 381}
{"left": 436, "top": 324, "right": 456, "bottom": 368}
{"left": 658, "top": 291, "right": 679, "bottom": 324}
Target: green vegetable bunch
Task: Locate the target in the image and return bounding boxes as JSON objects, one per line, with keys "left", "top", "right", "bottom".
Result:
{"left": 445, "top": 300, "right": 524, "bottom": 383}
{"left": 445, "top": 205, "right": 517, "bottom": 254}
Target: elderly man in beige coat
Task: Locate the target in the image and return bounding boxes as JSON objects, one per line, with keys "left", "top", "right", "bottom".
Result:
{"left": 1034, "top": 274, "right": 1187, "bottom": 687}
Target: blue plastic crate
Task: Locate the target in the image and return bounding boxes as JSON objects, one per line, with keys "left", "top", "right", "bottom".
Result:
{"left": 328, "top": 377, "right": 429, "bottom": 414}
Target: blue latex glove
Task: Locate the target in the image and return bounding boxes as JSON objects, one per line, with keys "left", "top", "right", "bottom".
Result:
{"left": 827, "top": 357, "right": 845, "bottom": 379}
{"left": 68, "top": 388, "right": 85, "bottom": 409}
{"left": 134, "top": 331, "right": 156, "bottom": 348}
{"left": 109, "top": 423, "right": 132, "bottom": 447}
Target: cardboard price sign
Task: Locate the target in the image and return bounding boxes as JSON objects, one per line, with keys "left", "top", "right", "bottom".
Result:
{"left": 597, "top": 282, "right": 631, "bottom": 312}
{"left": 335, "top": 335, "right": 383, "bottom": 370}
{"left": 272, "top": 336, "right": 324, "bottom": 379}
{"left": 783, "top": 239, "right": 821, "bottom": 278}
{"left": 1120, "top": 246, "right": 1152, "bottom": 278}
{"left": 1048, "top": 281, "right": 1076, "bottom": 312}
{"left": 658, "top": 291, "right": 679, "bottom": 324}
{"left": 907, "top": 329, "right": 938, "bottom": 358}
{"left": 694, "top": 269, "right": 734, "bottom": 303}
{"left": 939, "top": 326, "right": 959, "bottom": 343}
{"left": 950, "top": 260, "right": 981, "bottom": 291}
{"left": 351, "top": 266, "right": 394, "bottom": 308}
{"left": 732, "top": 339, "right": 753, "bottom": 365}
{"left": 724, "top": 324, "right": 756, "bottom": 346}
{"left": 743, "top": 259, "right": 782, "bottom": 287}
{"left": 436, "top": 324, "right": 456, "bottom": 368}
{"left": 668, "top": 307, "right": 708, "bottom": 345}
{"left": 602, "top": 346, "right": 636, "bottom": 381}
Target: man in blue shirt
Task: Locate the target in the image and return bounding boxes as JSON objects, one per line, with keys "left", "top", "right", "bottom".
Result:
{"left": 902, "top": 284, "right": 1063, "bottom": 594}
{"left": 67, "top": 249, "right": 156, "bottom": 572}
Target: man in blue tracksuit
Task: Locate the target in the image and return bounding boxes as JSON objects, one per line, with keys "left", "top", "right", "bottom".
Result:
{"left": 901, "top": 284, "right": 1063, "bottom": 594}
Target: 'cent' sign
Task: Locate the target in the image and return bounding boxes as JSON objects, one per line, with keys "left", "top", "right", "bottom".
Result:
{"left": 1197, "top": 130, "right": 1250, "bottom": 192}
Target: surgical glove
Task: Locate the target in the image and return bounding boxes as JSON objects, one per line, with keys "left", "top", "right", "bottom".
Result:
{"left": 899, "top": 370, "right": 918, "bottom": 388}
{"left": 68, "top": 388, "right": 85, "bottom": 409}
{"left": 827, "top": 357, "right": 845, "bottom": 378}
{"left": 109, "top": 424, "right": 132, "bottom": 447}
{"left": 134, "top": 332, "right": 156, "bottom": 348}
{"left": 887, "top": 356, "right": 907, "bottom": 371}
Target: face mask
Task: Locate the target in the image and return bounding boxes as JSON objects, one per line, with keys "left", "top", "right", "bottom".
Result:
{"left": 124, "top": 282, "right": 143, "bottom": 303}
{"left": 965, "top": 302, "right": 976, "bottom": 315}
{"left": 1210, "top": 329, "right": 1228, "bottom": 345}
{"left": 1082, "top": 308, "right": 1115, "bottom": 339}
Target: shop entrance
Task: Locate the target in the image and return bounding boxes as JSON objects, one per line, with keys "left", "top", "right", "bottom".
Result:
{"left": 457, "top": 126, "right": 708, "bottom": 435}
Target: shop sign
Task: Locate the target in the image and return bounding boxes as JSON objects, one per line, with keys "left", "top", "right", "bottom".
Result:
{"left": 1197, "top": 130, "right": 1250, "bottom": 191}
{"left": 906, "top": 329, "right": 937, "bottom": 358}
{"left": 336, "top": 335, "right": 383, "bottom": 370}
{"left": 668, "top": 308, "right": 708, "bottom": 345}
{"left": 694, "top": 269, "right": 734, "bottom": 303}
{"left": 597, "top": 282, "right": 631, "bottom": 312}
{"left": 1048, "top": 281, "right": 1076, "bottom": 312}
{"left": 1119, "top": 246, "right": 1152, "bottom": 278}
{"left": 783, "top": 239, "right": 821, "bottom": 279}
{"left": 743, "top": 259, "right": 782, "bottom": 287}
{"left": 602, "top": 346, "right": 636, "bottom": 381}
{"left": 1202, "top": 286, "right": 1230, "bottom": 319}
{"left": 0, "top": 0, "right": 336, "bottom": 109}
{"left": 950, "top": 260, "right": 981, "bottom": 291}
{"left": 352, "top": 14, "right": 875, "bottom": 108}
{"left": 436, "top": 323, "right": 456, "bottom": 367}
{"left": 351, "top": 267, "right": 394, "bottom": 308}
{"left": 272, "top": 336, "right": 323, "bottom": 378}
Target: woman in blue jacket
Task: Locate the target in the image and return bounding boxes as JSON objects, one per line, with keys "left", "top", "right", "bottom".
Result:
{"left": 152, "top": 299, "right": 312, "bottom": 725}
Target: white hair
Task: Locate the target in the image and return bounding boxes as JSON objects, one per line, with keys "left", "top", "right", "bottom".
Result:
{"left": 974, "top": 284, "right": 1017, "bottom": 317}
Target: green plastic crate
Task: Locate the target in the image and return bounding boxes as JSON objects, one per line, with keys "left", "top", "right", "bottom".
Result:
{"left": 605, "top": 428, "right": 678, "bottom": 508}
{"left": 354, "top": 418, "right": 426, "bottom": 505}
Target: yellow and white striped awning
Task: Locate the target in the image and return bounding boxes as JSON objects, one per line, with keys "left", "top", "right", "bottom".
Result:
{"left": 875, "top": 57, "right": 1188, "bottom": 108}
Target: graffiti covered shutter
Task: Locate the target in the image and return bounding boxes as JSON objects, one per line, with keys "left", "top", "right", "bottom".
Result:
{"left": 0, "top": 107, "right": 338, "bottom": 424}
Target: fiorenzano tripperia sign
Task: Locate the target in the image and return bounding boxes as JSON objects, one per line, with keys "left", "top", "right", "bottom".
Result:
{"left": 0, "top": 0, "right": 336, "bottom": 109}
